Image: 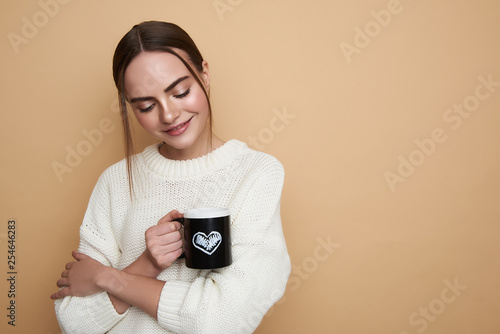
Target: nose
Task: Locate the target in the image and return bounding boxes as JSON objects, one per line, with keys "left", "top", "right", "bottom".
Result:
{"left": 158, "top": 101, "right": 180, "bottom": 124}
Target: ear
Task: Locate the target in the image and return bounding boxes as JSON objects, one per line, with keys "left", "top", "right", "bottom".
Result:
{"left": 201, "top": 60, "right": 210, "bottom": 91}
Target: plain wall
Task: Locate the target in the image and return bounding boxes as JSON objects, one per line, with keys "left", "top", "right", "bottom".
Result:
{"left": 1, "top": 0, "right": 500, "bottom": 333}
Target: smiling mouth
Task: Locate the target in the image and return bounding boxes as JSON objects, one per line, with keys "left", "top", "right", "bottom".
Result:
{"left": 168, "top": 123, "right": 186, "bottom": 132}
{"left": 164, "top": 116, "right": 194, "bottom": 134}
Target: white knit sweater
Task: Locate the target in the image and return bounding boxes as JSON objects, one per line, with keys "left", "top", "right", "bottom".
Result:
{"left": 54, "top": 139, "right": 291, "bottom": 334}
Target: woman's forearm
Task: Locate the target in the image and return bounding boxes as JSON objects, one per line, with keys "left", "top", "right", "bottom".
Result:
{"left": 99, "top": 265, "right": 165, "bottom": 319}
{"left": 107, "top": 252, "right": 163, "bottom": 315}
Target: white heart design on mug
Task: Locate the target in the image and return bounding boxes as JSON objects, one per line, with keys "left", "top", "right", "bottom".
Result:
{"left": 192, "top": 231, "right": 222, "bottom": 255}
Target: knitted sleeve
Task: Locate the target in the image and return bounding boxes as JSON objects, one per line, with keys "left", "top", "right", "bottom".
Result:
{"left": 157, "top": 157, "right": 291, "bottom": 333}
{"left": 54, "top": 169, "right": 128, "bottom": 334}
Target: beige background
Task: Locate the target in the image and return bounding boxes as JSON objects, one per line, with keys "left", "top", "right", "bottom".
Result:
{"left": 1, "top": 0, "right": 500, "bottom": 333}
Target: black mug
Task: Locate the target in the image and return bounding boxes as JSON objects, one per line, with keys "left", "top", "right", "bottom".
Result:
{"left": 176, "top": 208, "right": 232, "bottom": 269}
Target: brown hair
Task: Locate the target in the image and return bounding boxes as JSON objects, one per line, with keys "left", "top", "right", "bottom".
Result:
{"left": 112, "top": 21, "right": 212, "bottom": 195}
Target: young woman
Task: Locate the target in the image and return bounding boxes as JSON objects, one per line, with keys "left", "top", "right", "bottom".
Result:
{"left": 51, "top": 21, "right": 290, "bottom": 333}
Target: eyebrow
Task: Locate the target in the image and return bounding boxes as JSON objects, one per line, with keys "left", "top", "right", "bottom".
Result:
{"left": 129, "top": 75, "right": 190, "bottom": 103}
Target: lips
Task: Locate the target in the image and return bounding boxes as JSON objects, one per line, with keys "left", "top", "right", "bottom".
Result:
{"left": 164, "top": 116, "right": 193, "bottom": 136}
{"left": 168, "top": 123, "right": 186, "bottom": 132}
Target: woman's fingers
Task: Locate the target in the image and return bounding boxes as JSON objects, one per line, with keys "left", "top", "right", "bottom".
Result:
{"left": 56, "top": 277, "right": 69, "bottom": 288}
{"left": 63, "top": 251, "right": 90, "bottom": 271}
{"left": 51, "top": 251, "right": 104, "bottom": 300}
{"left": 158, "top": 210, "right": 183, "bottom": 224}
{"left": 51, "top": 286, "right": 72, "bottom": 300}
{"left": 161, "top": 238, "right": 183, "bottom": 254}
{"left": 72, "top": 250, "right": 91, "bottom": 261}
{"left": 151, "top": 247, "right": 183, "bottom": 269}
{"left": 143, "top": 210, "right": 185, "bottom": 270}
{"left": 155, "top": 221, "right": 182, "bottom": 235}
{"left": 148, "top": 238, "right": 183, "bottom": 258}
{"left": 50, "top": 289, "right": 63, "bottom": 300}
{"left": 145, "top": 232, "right": 184, "bottom": 270}
{"left": 146, "top": 224, "right": 182, "bottom": 245}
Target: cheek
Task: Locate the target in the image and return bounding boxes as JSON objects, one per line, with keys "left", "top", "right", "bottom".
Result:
{"left": 184, "top": 88, "right": 209, "bottom": 114}
{"left": 133, "top": 112, "right": 155, "bottom": 130}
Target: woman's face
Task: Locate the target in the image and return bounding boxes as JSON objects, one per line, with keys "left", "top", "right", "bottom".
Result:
{"left": 124, "top": 51, "right": 210, "bottom": 160}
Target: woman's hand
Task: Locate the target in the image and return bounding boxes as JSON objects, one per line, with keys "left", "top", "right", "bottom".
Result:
{"left": 50, "top": 251, "right": 107, "bottom": 300}
{"left": 145, "top": 210, "right": 184, "bottom": 270}
{"left": 51, "top": 251, "right": 167, "bottom": 318}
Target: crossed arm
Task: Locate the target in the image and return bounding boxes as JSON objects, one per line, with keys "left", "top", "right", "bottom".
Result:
{"left": 50, "top": 210, "right": 184, "bottom": 319}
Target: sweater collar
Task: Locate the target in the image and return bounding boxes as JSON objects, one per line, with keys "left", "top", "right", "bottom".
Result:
{"left": 139, "top": 139, "right": 247, "bottom": 179}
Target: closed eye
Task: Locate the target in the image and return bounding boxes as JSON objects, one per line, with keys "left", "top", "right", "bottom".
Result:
{"left": 173, "top": 88, "right": 190, "bottom": 99}
{"left": 139, "top": 104, "right": 155, "bottom": 113}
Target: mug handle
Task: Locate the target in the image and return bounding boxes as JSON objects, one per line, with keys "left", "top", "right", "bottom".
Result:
{"left": 172, "top": 217, "right": 185, "bottom": 259}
